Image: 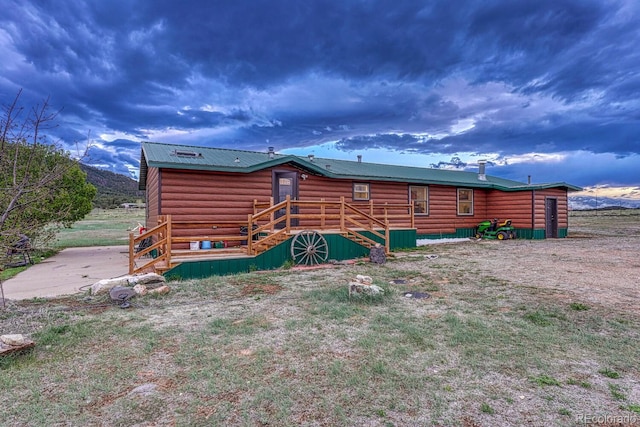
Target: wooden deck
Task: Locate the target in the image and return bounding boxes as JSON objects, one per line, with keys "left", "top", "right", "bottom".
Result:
{"left": 129, "top": 197, "right": 415, "bottom": 275}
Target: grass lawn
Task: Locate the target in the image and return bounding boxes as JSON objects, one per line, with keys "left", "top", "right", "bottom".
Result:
{"left": 53, "top": 208, "right": 145, "bottom": 248}
{"left": 1, "top": 210, "right": 639, "bottom": 426}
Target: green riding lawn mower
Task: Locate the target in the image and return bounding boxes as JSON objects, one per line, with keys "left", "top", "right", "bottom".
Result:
{"left": 474, "top": 218, "right": 516, "bottom": 240}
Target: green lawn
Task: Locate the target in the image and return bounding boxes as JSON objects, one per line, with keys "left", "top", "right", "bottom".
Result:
{"left": 52, "top": 208, "right": 145, "bottom": 248}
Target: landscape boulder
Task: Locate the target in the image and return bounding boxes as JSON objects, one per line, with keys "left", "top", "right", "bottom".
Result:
{"left": 348, "top": 274, "right": 385, "bottom": 298}
{"left": 1, "top": 334, "right": 26, "bottom": 346}
{"left": 90, "top": 273, "right": 165, "bottom": 295}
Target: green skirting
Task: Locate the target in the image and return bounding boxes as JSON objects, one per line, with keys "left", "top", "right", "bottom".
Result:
{"left": 164, "top": 228, "right": 417, "bottom": 279}
{"left": 417, "top": 227, "right": 569, "bottom": 240}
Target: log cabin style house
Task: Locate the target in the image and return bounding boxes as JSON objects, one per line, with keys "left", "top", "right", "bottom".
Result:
{"left": 132, "top": 142, "right": 580, "bottom": 278}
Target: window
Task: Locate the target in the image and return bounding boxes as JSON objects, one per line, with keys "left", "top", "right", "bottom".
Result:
{"left": 457, "top": 188, "right": 473, "bottom": 215}
{"left": 410, "top": 186, "right": 428, "bottom": 215}
{"left": 353, "top": 183, "right": 370, "bottom": 200}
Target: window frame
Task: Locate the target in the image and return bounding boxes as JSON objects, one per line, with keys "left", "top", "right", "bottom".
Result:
{"left": 353, "top": 182, "right": 371, "bottom": 201}
{"left": 409, "top": 185, "right": 429, "bottom": 216}
{"left": 457, "top": 188, "right": 474, "bottom": 215}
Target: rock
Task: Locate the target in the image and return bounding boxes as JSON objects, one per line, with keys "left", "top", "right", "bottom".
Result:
{"left": 356, "top": 274, "right": 373, "bottom": 284}
{"left": 90, "top": 273, "right": 165, "bottom": 295}
{"left": 132, "top": 273, "right": 166, "bottom": 286}
{"left": 1, "top": 334, "right": 26, "bottom": 346}
{"left": 349, "top": 282, "right": 385, "bottom": 297}
{"left": 133, "top": 284, "right": 148, "bottom": 296}
{"left": 128, "top": 383, "right": 158, "bottom": 397}
{"left": 148, "top": 285, "right": 170, "bottom": 295}
{"left": 369, "top": 245, "right": 386, "bottom": 264}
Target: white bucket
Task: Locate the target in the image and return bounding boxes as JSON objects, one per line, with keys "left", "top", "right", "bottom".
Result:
{"left": 189, "top": 241, "right": 199, "bottom": 251}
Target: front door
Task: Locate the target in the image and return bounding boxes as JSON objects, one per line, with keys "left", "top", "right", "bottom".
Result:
{"left": 273, "top": 171, "right": 299, "bottom": 228}
{"left": 545, "top": 198, "right": 558, "bottom": 238}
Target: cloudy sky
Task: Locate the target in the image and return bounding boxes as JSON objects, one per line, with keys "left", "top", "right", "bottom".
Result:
{"left": 1, "top": 0, "right": 639, "bottom": 200}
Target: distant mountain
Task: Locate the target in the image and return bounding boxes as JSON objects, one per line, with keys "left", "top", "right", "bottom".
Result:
{"left": 569, "top": 195, "right": 640, "bottom": 210}
{"left": 80, "top": 164, "right": 144, "bottom": 208}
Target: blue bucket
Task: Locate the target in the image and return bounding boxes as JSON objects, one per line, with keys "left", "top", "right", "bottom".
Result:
{"left": 201, "top": 240, "right": 212, "bottom": 249}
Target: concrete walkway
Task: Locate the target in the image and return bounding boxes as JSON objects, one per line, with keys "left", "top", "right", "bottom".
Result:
{"left": 1, "top": 246, "right": 130, "bottom": 300}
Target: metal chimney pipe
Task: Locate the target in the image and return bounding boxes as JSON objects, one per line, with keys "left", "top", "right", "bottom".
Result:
{"left": 478, "top": 160, "right": 487, "bottom": 181}
{"left": 268, "top": 146, "right": 275, "bottom": 159}
{"left": 357, "top": 155, "right": 362, "bottom": 163}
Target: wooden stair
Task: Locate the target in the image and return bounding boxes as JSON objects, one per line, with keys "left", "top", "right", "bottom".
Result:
{"left": 252, "top": 232, "right": 290, "bottom": 254}
{"left": 341, "top": 230, "right": 377, "bottom": 249}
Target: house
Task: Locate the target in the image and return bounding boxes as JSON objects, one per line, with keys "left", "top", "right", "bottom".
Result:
{"left": 133, "top": 142, "right": 580, "bottom": 277}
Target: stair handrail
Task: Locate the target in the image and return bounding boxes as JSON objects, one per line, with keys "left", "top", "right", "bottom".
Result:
{"left": 341, "top": 198, "right": 389, "bottom": 253}
{"left": 129, "top": 215, "right": 171, "bottom": 275}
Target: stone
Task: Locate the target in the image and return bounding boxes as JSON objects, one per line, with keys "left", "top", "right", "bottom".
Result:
{"left": 348, "top": 282, "right": 385, "bottom": 298}
{"left": 128, "top": 383, "right": 158, "bottom": 397}
{"left": 133, "top": 284, "right": 148, "bottom": 296}
{"left": 148, "top": 285, "right": 170, "bottom": 295}
{"left": 369, "top": 245, "right": 386, "bottom": 264}
{"left": 356, "top": 274, "right": 373, "bottom": 284}
{"left": 1, "top": 334, "right": 26, "bottom": 346}
{"left": 90, "top": 273, "right": 165, "bottom": 295}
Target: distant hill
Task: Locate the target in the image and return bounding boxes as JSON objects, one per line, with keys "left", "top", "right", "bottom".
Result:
{"left": 80, "top": 164, "right": 144, "bottom": 209}
{"left": 568, "top": 195, "right": 640, "bottom": 210}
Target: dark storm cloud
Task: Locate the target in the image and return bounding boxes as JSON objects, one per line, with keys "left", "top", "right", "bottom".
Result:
{"left": 1, "top": 0, "right": 639, "bottom": 190}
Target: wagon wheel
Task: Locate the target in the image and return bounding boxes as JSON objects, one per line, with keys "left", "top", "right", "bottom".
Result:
{"left": 290, "top": 231, "right": 329, "bottom": 265}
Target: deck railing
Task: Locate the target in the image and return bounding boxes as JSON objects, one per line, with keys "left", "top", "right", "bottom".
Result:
{"left": 129, "top": 198, "right": 414, "bottom": 274}
{"left": 129, "top": 215, "right": 171, "bottom": 275}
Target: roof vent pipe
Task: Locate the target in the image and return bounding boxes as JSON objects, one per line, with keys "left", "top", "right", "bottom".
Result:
{"left": 528, "top": 175, "right": 531, "bottom": 185}
{"left": 478, "top": 160, "right": 487, "bottom": 181}
{"left": 268, "top": 146, "right": 275, "bottom": 159}
{"left": 308, "top": 154, "right": 315, "bottom": 162}
{"left": 357, "top": 155, "right": 362, "bottom": 163}
{"left": 325, "top": 164, "right": 331, "bottom": 170}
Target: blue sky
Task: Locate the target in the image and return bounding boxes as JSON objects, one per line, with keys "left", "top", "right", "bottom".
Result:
{"left": 1, "top": 0, "right": 639, "bottom": 201}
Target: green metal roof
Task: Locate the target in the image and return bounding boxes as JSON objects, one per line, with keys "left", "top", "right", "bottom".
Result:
{"left": 139, "top": 141, "right": 582, "bottom": 192}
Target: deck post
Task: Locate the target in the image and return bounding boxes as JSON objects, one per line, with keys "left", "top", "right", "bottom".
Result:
{"left": 320, "top": 198, "right": 326, "bottom": 228}
{"left": 128, "top": 232, "right": 135, "bottom": 274}
{"left": 385, "top": 221, "right": 390, "bottom": 254}
{"left": 340, "top": 196, "right": 345, "bottom": 231}
{"left": 247, "top": 214, "right": 253, "bottom": 255}
{"left": 165, "top": 215, "right": 172, "bottom": 268}
{"left": 285, "top": 195, "right": 291, "bottom": 232}
{"left": 269, "top": 196, "right": 275, "bottom": 233}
